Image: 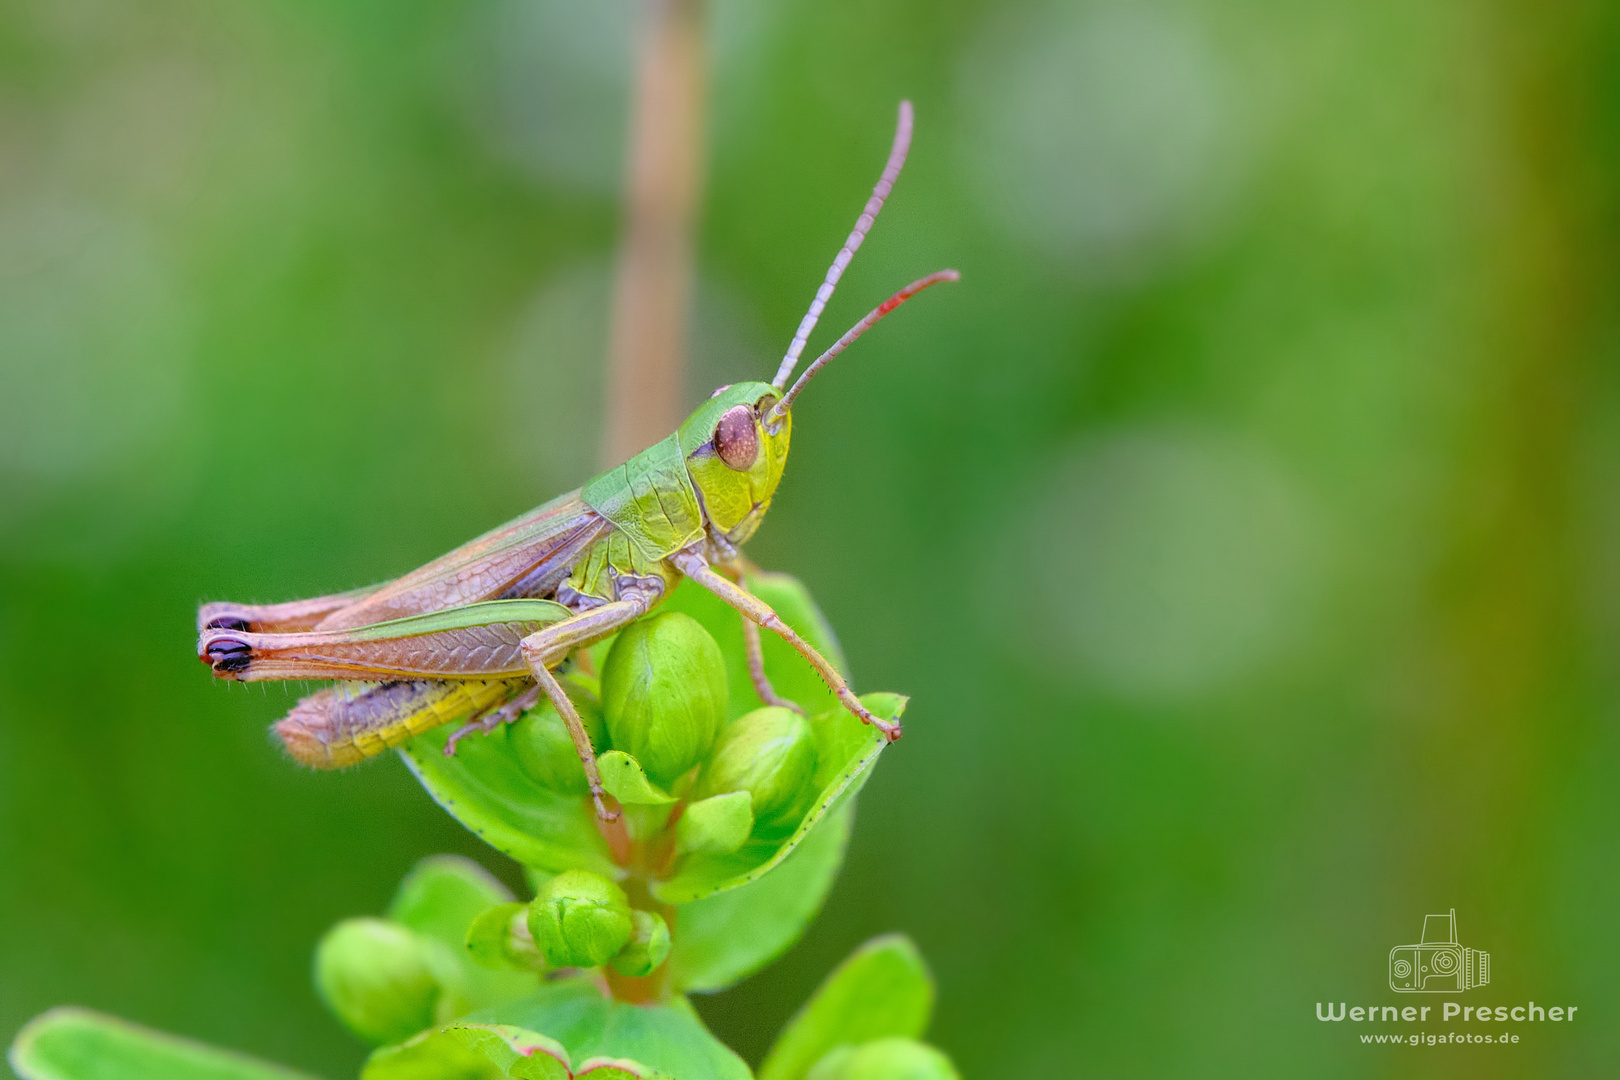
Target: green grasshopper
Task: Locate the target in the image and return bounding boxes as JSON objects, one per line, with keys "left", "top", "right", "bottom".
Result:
{"left": 197, "top": 102, "right": 955, "bottom": 821}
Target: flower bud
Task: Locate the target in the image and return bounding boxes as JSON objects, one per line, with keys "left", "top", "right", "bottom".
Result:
{"left": 509, "top": 682, "right": 606, "bottom": 796}
{"left": 601, "top": 612, "right": 728, "bottom": 787}
{"left": 464, "top": 902, "right": 544, "bottom": 972}
{"left": 314, "top": 917, "right": 464, "bottom": 1046}
{"left": 806, "top": 1039, "right": 961, "bottom": 1080}
{"left": 526, "top": 870, "right": 633, "bottom": 969}
{"left": 698, "top": 706, "right": 818, "bottom": 835}
{"left": 609, "top": 909, "right": 672, "bottom": 977}
{"left": 677, "top": 791, "right": 754, "bottom": 856}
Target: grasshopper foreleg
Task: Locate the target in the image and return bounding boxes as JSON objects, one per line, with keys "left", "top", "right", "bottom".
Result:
{"left": 672, "top": 549, "right": 899, "bottom": 741}
{"left": 715, "top": 559, "right": 805, "bottom": 714}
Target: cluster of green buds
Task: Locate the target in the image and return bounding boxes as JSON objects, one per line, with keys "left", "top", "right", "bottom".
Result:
{"left": 504, "top": 610, "right": 820, "bottom": 860}
{"left": 7, "top": 580, "right": 953, "bottom": 1080}
{"left": 463, "top": 869, "right": 671, "bottom": 978}
{"left": 310, "top": 856, "right": 539, "bottom": 1050}
{"left": 303, "top": 576, "right": 935, "bottom": 1079}
{"left": 307, "top": 857, "right": 961, "bottom": 1080}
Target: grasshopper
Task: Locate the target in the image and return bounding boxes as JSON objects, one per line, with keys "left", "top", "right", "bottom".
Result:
{"left": 197, "top": 102, "right": 955, "bottom": 821}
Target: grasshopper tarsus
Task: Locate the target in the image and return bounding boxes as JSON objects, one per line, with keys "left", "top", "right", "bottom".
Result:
{"left": 204, "top": 636, "right": 252, "bottom": 675}
{"left": 203, "top": 615, "right": 250, "bottom": 632}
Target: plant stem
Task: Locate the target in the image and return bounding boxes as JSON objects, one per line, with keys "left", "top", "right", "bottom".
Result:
{"left": 600, "top": 0, "right": 707, "bottom": 466}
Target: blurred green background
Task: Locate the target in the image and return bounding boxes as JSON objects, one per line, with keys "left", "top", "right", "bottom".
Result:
{"left": 3, "top": 0, "right": 1618, "bottom": 1076}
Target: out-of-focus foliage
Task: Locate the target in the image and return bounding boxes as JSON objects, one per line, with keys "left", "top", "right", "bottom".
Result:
{"left": 3, "top": 1, "right": 1619, "bottom": 1078}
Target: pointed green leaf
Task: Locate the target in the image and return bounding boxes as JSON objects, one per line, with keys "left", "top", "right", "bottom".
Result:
{"left": 9, "top": 1008, "right": 321, "bottom": 1080}
{"left": 676, "top": 793, "right": 754, "bottom": 856}
{"left": 364, "top": 1023, "right": 573, "bottom": 1080}
{"left": 804, "top": 1039, "right": 959, "bottom": 1080}
{"left": 597, "top": 751, "right": 677, "bottom": 806}
{"left": 570, "top": 1062, "right": 657, "bottom": 1079}
{"left": 653, "top": 694, "right": 903, "bottom": 904}
{"left": 671, "top": 801, "right": 851, "bottom": 993}
{"left": 400, "top": 725, "right": 616, "bottom": 878}
{"left": 759, "top": 936, "right": 935, "bottom": 1080}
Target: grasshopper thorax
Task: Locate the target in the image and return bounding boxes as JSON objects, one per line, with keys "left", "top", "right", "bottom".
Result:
{"left": 679, "top": 381, "right": 791, "bottom": 545}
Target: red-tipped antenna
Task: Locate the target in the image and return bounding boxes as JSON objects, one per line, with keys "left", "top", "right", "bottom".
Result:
{"left": 769, "top": 269, "right": 959, "bottom": 419}
{"left": 772, "top": 101, "right": 915, "bottom": 390}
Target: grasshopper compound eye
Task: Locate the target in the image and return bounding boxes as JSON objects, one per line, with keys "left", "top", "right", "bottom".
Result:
{"left": 714, "top": 404, "right": 759, "bottom": 470}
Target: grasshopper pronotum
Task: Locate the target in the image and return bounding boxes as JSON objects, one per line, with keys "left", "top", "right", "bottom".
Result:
{"left": 198, "top": 102, "right": 956, "bottom": 821}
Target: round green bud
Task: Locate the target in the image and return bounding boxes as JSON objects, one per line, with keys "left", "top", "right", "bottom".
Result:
{"left": 527, "top": 870, "right": 633, "bottom": 969}
{"left": 805, "top": 1039, "right": 961, "bottom": 1080}
{"left": 698, "top": 706, "right": 818, "bottom": 835}
{"left": 464, "top": 902, "right": 544, "bottom": 972}
{"left": 609, "top": 909, "right": 672, "bottom": 977}
{"left": 313, "top": 917, "right": 464, "bottom": 1046}
{"left": 677, "top": 791, "right": 754, "bottom": 856}
{"left": 509, "top": 685, "right": 606, "bottom": 796}
{"left": 601, "top": 612, "right": 728, "bottom": 787}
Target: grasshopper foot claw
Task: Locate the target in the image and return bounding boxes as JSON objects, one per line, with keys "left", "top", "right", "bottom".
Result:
{"left": 203, "top": 636, "right": 253, "bottom": 675}
{"left": 444, "top": 714, "right": 499, "bottom": 756}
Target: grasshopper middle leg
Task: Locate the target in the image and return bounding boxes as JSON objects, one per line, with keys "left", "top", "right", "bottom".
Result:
{"left": 518, "top": 595, "right": 654, "bottom": 821}
{"left": 445, "top": 682, "right": 541, "bottom": 755}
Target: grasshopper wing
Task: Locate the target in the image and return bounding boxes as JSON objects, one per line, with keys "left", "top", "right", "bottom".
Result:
{"left": 315, "top": 489, "right": 608, "bottom": 630}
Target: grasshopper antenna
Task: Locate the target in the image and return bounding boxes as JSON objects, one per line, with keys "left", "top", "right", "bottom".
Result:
{"left": 771, "top": 100, "right": 915, "bottom": 391}
{"left": 770, "top": 268, "right": 959, "bottom": 419}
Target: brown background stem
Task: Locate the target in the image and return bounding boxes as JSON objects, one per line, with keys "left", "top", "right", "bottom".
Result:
{"left": 600, "top": 0, "right": 707, "bottom": 466}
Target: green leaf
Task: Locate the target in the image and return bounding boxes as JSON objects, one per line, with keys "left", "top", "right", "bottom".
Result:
{"left": 652, "top": 694, "right": 903, "bottom": 905}
{"left": 386, "top": 856, "right": 539, "bottom": 1011}
{"left": 596, "top": 751, "right": 677, "bottom": 806}
{"left": 366, "top": 1019, "right": 665, "bottom": 1080}
{"left": 400, "top": 726, "right": 616, "bottom": 878}
{"left": 363, "top": 1022, "right": 573, "bottom": 1080}
{"left": 671, "top": 801, "right": 851, "bottom": 993}
{"left": 8, "top": 1007, "right": 321, "bottom": 1080}
{"left": 759, "top": 936, "right": 935, "bottom": 1080}
{"left": 458, "top": 978, "right": 752, "bottom": 1080}
{"left": 804, "top": 1039, "right": 959, "bottom": 1080}
{"left": 676, "top": 792, "right": 754, "bottom": 856}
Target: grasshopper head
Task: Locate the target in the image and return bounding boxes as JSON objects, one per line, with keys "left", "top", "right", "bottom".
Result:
{"left": 675, "top": 104, "right": 957, "bottom": 548}
{"left": 679, "top": 381, "right": 791, "bottom": 544}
